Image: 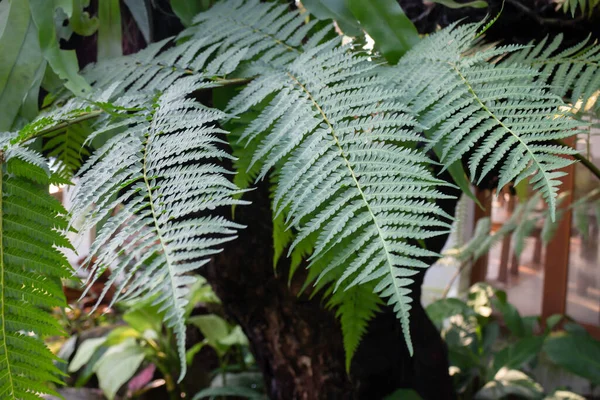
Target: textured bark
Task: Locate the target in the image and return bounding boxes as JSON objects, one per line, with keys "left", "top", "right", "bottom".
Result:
{"left": 205, "top": 178, "right": 459, "bottom": 400}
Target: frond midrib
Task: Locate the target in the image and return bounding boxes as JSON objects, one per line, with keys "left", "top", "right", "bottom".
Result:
{"left": 448, "top": 61, "right": 556, "bottom": 217}
{"left": 141, "top": 104, "right": 179, "bottom": 314}
{"left": 284, "top": 71, "right": 409, "bottom": 346}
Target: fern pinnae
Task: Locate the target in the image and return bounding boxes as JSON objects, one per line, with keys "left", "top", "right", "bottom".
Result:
{"left": 70, "top": 75, "right": 248, "bottom": 380}
{"left": 393, "top": 24, "right": 581, "bottom": 220}
{"left": 224, "top": 30, "right": 454, "bottom": 355}
{"left": 0, "top": 141, "right": 73, "bottom": 399}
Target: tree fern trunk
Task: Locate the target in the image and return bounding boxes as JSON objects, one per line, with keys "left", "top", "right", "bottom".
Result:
{"left": 205, "top": 181, "right": 457, "bottom": 400}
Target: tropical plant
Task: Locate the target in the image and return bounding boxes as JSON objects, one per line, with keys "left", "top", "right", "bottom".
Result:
{"left": 66, "top": 277, "right": 253, "bottom": 399}
{"left": 427, "top": 283, "right": 599, "bottom": 400}
{"left": 1, "top": 0, "right": 600, "bottom": 398}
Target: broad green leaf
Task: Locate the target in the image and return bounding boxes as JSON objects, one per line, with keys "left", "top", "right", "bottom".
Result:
{"left": 475, "top": 368, "right": 543, "bottom": 400}
{"left": 0, "top": 0, "right": 45, "bottom": 130}
{"left": 492, "top": 336, "right": 544, "bottom": 377}
{"left": 104, "top": 326, "right": 142, "bottom": 346}
{"left": 426, "top": 298, "right": 473, "bottom": 331}
{"left": 29, "top": 0, "right": 92, "bottom": 96}
{"left": 493, "top": 291, "right": 525, "bottom": 337}
{"left": 0, "top": 1, "right": 10, "bottom": 37}
{"left": 123, "top": 305, "right": 163, "bottom": 334}
{"left": 429, "top": 0, "right": 488, "bottom": 8}
{"left": 545, "top": 390, "right": 586, "bottom": 400}
{"left": 98, "top": 0, "right": 123, "bottom": 59}
{"left": 219, "top": 325, "right": 249, "bottom": 347}
{"left": 171, "top": 0, "right": 212, "bottom": 26}
{"left": 544, "top": 332, "right": 600, "bottom": 385}
{"left": 545, "top": 314, "right": 563, "bottom": 331}
{"left": 123, "top": 0, "right": 152, "bottom": 43}
{"left": 302, "top": 0, "right": 362, "bottom": 36}
{"left": 346, "top": 0, "right": 420, "bottom": 64}
{"left": 188, "top": 314, "right": 231, "bottom": 354}
{"left": 18, "top": 60, "right": 47, "bottom": 122}
{"left": 69, "top": 337, "right": 107, "bottom": 373}
{"left": 94, "top": 338, "right": 145, "bottom": 400}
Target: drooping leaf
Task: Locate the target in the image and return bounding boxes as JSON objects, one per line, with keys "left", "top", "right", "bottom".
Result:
{"left": 97, "top": 0, "right": 123, "bottom": 59}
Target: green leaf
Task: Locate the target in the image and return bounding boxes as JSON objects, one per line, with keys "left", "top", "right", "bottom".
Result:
{"left": 29, "top": 0, "right": 92, "bottom": 96}
{"left": 302, "top": 0, "right": 362, "bottom": 36}
{"left": 68, "top": 337, "right": 107, "bottom": 373}
{"left": 192, "top": 386, "right": 266, "bottom": 400}
{"left": 545, "top": 314, "right": 563, "bottom": 331}
{"left": 0, "top": 0, "right": 45, "bottom": 130}
{"left": 123, "top": 304, "right": 164, "bottom": 334}
{"left": 492, "top": 336, "right": 544, "bottom": 376}
{"left": 544, "top": 332, "right": 600, "bottom": 385}
{"left": 428, "top": 0, "right": 488, "bottom": 8}
{"left": 186, "top": 341, "right": 207, "bottom": 365}
{"left": 97, "top": 0, "right": 123, "bottom": 59}
{"left": 475, "top": 368, "right": 543, "bottom": 399}
{"left": 171, "top": 0, "right": 211, "bottom": 27}
{"left": 93, "top": 338, "right": 145, "bottom": 400}
{"left": 346, "top": 0, "right": 420, "bottom": 64}
{"left": 219, "top": 325, "right": 249, "bottom": 347}
{"left": 104, "top": 326, "right": 142, "bottom": 346}
{"left": 188, "top": 314, "right": 231, "bottom": 355}
{"left": 545, "top": 390, "right": 586, "bottom": 400}
{"left": 493, "top": 292, "right": 525, "bottom": 337}
{"left": 426, "top": 298, "right": 473, "bottom": 331}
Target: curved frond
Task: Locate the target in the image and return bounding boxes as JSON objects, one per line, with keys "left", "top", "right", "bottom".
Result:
{"left": 70, "top": 76, "right": 247, "bottom": 379}
{"left": 392, "top": 24, "right": 581, "bottom": 220}
{"left": 219, "top": 29, "right": 454, "bottom": 354}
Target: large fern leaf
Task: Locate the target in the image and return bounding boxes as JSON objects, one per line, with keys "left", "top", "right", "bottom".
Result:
{"left": 0, "top": 141, "right": 72, "bottom": 399}
{"left": 70, "top": 75, "right": 247, "bottom": 379}
{"left": 189, "top": 2, "right": 455, "bottom": 355}
{"left": 391, "top": 24, "right": 581, "bottom": 220}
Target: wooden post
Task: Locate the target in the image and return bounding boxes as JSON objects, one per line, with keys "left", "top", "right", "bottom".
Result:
{"left": 470, "top": 188, "right": 493, "bottom": 284}
{"left": 498, "top": 195, "right": 516, "bottom": 283}
{"left": 541, "top": 137, "right": 576, "bottom": 319}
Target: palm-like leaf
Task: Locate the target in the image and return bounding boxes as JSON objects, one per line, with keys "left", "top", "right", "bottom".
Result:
{"left": 0, "top": 142, "right": 72, "bottom": 399}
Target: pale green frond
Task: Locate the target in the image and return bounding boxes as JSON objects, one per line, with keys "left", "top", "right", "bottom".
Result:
{"left": 70, "top": 76, "right": 247, "bottom": 380}
{"left": 391, "top": 24, "right": 581, "bottom": 220}
{"left": 222, "top": 22, "right": 454, "bottom": 354}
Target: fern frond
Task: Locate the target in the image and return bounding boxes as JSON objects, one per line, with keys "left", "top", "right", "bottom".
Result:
{"left": 43, "top": 121, "right": 91, "bottom": 179}
{"left": 214, "top": 18, "right": 454, "bottom": 352}
{"left": 506, "top": 34, "right": 600, "bottom": 116}
{"left": 70, "top": 76, "right": 247, "bottom": 380}
{"left": 0, "top": 142, "right": 72, "bottom": 399}
{"left": 392, "top": 24, "right": 581, "bottom": 220}
{"left": 327, "top": 284, "right": 381, "bottom": 372}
